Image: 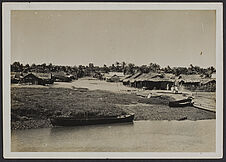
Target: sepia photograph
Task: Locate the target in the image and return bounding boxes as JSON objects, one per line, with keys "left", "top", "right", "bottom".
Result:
{"left": 3, "top": 2, "right": 223, "bottom": 159}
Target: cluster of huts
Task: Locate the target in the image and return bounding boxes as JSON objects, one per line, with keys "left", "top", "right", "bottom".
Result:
{"left": 101, "top": 72, "right": 216, "bottom": 92}
{"left": 102, "top": 72, "right": 125, "bottom": 82}
{"left": 11, "top": 70, "right": 216, "bottom": 92}
{"left": 11, "top": 72, "right": 77, "bottom": 86}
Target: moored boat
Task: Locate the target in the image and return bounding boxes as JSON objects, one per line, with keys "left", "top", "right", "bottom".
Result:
{"left": 50, "top": 113, "right": 135, "bottom": 127}
{"left": 169, "top": 97, "right": 194, "bottom": 107}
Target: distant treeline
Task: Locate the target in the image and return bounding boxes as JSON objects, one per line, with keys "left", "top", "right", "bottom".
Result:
{"left": 11, "top": 61, "right": 216, "bottom": 78}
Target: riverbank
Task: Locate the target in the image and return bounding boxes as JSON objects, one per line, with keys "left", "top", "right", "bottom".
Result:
{"left": 11, "top": 84, "right": 215, "bottom": 130}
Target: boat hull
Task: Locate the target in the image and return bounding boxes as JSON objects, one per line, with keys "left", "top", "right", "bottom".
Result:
{"left": 169, "top": 98, "right": 193, "bottom": 107}
{"left": 169, "top": 102, "right": 193, "bottom": 107}
{"left": 50, "top": 114, "right": 135, "bottom": 127}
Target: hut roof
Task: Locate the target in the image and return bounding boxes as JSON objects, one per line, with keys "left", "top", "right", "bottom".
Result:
{"left": 11, "top": 72, "right": 22, "bottom": 78}
{"left": 201, "top": 78, "right": 216, "bottom": 85}
{"left": 134, "top": 72, "right": 174, "bottom": 82}
{"left": 24, "top": 72, "right": 52, "bottom": 80}
{"left": 136, "top": 73, "right": 161, "bottom": 81}
{"left": 23, "top": 73, "right": 40, "bottom": 80}
{"left": 104, "top": 72, "right": 124, "bottom": 78}
{"left": 52, "top": 71, "right": 67, "bottom": 77}
{"left": 163, "top": 73, "right": 176, "bottom": 79}
{"left": 123, "top": 72, "right": 142, "bottom": 82}
{"left": 178, "top": 74, "right": 202, "bottom": 83}
{"left": 120, "top": 74, "right": 132, "bottom": 81}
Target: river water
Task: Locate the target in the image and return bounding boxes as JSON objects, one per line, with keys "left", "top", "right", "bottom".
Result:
{"left": 11, "top": 120, "right": 215, "bottom": 152}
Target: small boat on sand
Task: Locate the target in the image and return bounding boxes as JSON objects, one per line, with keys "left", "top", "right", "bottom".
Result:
{"left": 169, "top": 97, "right": 194, "bottom": 107}
{"left": 50, "top": 113, "right": 135, "bottom": 127}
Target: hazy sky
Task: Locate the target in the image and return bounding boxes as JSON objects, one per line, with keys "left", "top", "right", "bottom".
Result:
{"left": 11, "top": 10, "right": 216, "bottom": 68}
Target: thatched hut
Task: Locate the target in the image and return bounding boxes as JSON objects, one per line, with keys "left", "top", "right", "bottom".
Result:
{"left": 52, "top": 72, "right": 72, "bottom": 82}
{"left": 199, "top": 78, "right": 216, "bottom": 92}
{"left": 103, "top": 72, "right": 124, "bottom": 82}
{"left": 133, "top": 73, "right": 175, "bottom": 90}
{"left": 119, "top": 74, "right": 132, "bottom": 82}
{"left": 11, "top": 72, "right": 23, "bottom": 84}
{"left": 177, "top": 74, "right": 202, "bottom": 90}
{"left": 122, "top": 72, "right": 142, "bottom": 86}
{"left": 20, "top": 72, "right": 54, "bottom": 85}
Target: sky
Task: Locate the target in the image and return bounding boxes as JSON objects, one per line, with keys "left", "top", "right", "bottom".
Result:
{"left": 11, "top": 10, "right": 216, "bottom": 68}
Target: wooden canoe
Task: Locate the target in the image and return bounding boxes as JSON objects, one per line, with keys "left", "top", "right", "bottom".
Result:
{"left": 50, "top": 113, "right": 135, "bottom": 127}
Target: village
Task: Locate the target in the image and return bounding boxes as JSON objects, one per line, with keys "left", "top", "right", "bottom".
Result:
{"left": 7, "top": 7, "right": 221, "bottom": 154}
{"left": 11, "top": 61, "right": 216, "bottom": 91}
{"left": 10, "top": 61, "right": 216, "bottom": 130}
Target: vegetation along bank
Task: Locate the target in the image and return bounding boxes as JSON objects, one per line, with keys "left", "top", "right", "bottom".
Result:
{"left": 11, "top": 87, "right": 215, "bottom": 130}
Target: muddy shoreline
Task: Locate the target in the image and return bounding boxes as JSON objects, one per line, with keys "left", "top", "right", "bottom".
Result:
{"left": 11, "top": 108, "right": 216, "bottom": 130}
{"left": 11, "top": 84, "right": 215, "bottom": 130}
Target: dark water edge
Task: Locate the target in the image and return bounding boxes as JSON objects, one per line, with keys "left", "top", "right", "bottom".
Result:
{"left": 11, "top": 112, "right": 216, "bottom": 130}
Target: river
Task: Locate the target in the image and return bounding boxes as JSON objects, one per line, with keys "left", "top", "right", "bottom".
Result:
{"left": 11, "top": 120, "right": 215, "bottom": 152}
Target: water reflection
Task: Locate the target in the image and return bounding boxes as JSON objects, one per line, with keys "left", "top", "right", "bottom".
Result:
{"left": 50, "top": 122, "right": 134, "bottom": 135}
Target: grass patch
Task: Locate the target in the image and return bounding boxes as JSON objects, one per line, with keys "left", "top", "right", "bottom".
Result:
{"left": 11, "top": 87, "right": 172, "bottom": 122}
{"left": 11, "top": 87, "right": 215, "bottom": 130}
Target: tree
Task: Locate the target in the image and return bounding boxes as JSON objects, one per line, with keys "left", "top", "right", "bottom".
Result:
{"left": 149, "top": 63, "right": 161, "bottom": 73}
{"left": 31, "top": 63, "right": 36, "bottom": 68}
{"left": 72, "top": 65, "right": 78, "bottom": 72}
{"left": 163, "top": 65, "right": 172, "bottom": 73}
{"left": 103, "top": 64, "right": 109, "bottom": 73}
{"left": 11, "top": 62, "right": 23, "bottom": 72}
{"left": 109, "top": 64, "right": 116, "bottom": 72}
{"left": 124, "top": 63, "right": 135, "bottom": 75}
{"left": 172, "top": 67, "right": 188, "bottom": 76}
{"left": 115, "top": 61, "right": 121, "bottom": 72}
{"left": 207, "top": 66, "right": 216, "bottom": 73}
{"left": 122, "top": 61, "right": 126, "bottom": 72}
{"left": 89, "top": 63, "right": 94, "bottom": 68}
{"left": 115, "top": 61, "right": 120, "bottom": 67}
{"left": 48, "top": 63, "right": 53, "bottom": 71}
{"left": 41, "top": 63, "right": 46, "bottom": 68}
{"left": 139, "top": 65, "right": 149, "bottom": 73}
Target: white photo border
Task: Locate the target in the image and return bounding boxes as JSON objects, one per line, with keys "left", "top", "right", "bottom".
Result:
{"left": 2, "top": 2, "right": 223, "bottom": 159}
